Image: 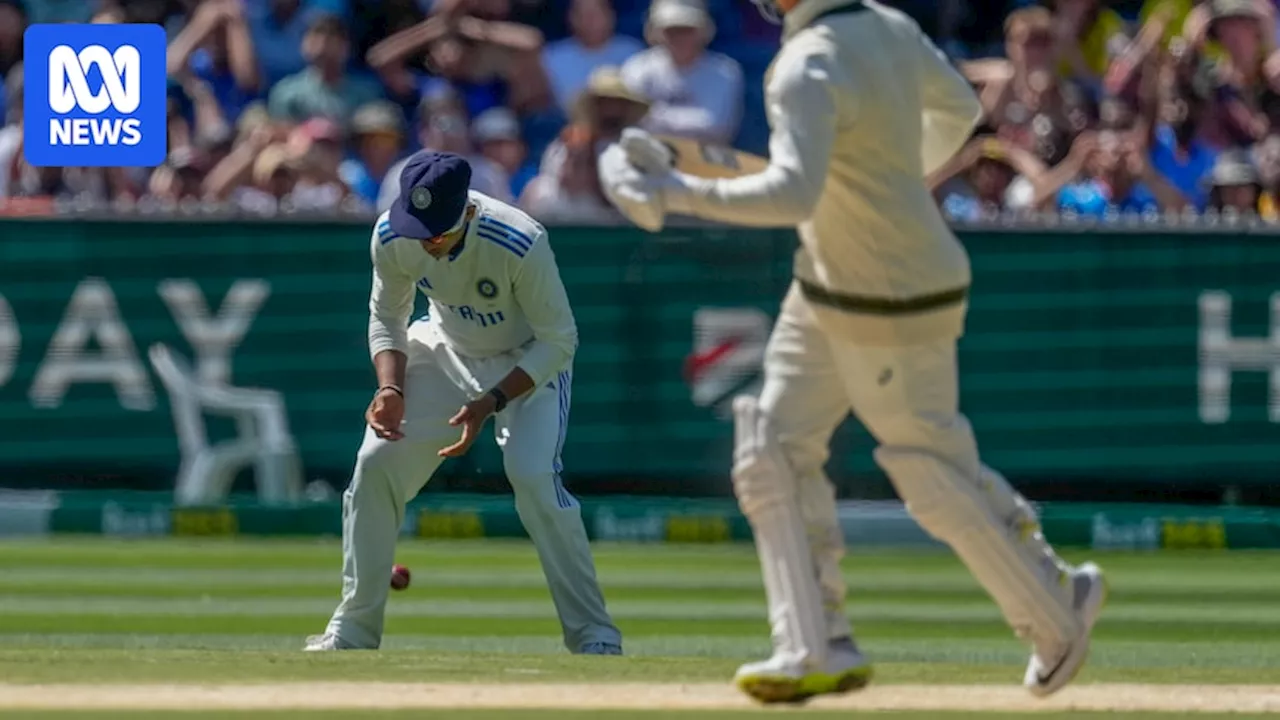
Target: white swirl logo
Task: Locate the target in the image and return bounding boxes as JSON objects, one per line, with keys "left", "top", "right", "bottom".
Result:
{"left": 47, "top": 44, "right": 141, "bottom": 115}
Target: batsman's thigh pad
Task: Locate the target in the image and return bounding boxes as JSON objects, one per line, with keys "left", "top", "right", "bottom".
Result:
{"left": 874, "top": 445, "right": 1077, "bottom": 643}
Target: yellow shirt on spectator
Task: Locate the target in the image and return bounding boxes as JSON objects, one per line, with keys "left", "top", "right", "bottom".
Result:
{"left": 1140, "top": 0, "right": 1191, "bottom": 48}
{"left": 1259, "top": 192, "right": 1277, "bottom": 221}
{"left": 1139, "top": 0, "right": 1225, "bottom": 59}
{"left": 1061, "top": 8, "right": 1129, "bottom": 79}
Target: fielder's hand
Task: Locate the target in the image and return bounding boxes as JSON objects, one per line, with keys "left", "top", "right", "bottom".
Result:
{"left": 598, "top": 142, "right": 668, "bottom": 232}
{"left": 619, "top": 127, "right": 674, "bottom": 174}
{"left": 366, "top": 388, "right": 405, "bottom": 441}
{"left": 439, "top": 394, "right": 496, "bottom": 458}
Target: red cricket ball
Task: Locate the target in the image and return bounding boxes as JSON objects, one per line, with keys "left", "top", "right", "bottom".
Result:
{"left": 390, "top": 564, "right": 411, "bottom": 591}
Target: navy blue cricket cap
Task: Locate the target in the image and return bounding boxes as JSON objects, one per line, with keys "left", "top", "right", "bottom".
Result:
{"left": 389, "top": 151, "right": 473, "bottom": 239}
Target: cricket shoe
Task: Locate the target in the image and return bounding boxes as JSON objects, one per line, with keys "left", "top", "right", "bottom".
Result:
{"left": 734, "top": 637, "right": 873, "bottom": 705}
{"left": 1024, "top": 562, "right": 1108, "bottom": 697}
{"left": 578, "top": 642, "right": 623, "bottom": 656}
{"left": 303, "top": 633, "right": 357, "bottom": 651}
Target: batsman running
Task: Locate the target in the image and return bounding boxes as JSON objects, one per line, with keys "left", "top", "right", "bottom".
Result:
{"left": 597, "top": 0, "right": 1106, "bottom": 705}
{"left": 306, "top": 150, "right": 622, "bottom": 655}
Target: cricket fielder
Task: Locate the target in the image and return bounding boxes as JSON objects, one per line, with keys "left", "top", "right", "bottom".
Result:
{"left": 596, "top": 0, "right": 1106, "bottom": 704}
{"left": 306, "top": 151, "right": 622, "bottom": 655}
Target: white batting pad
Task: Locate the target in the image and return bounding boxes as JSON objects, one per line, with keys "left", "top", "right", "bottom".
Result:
{"left": 875, "top": 447, "right": 1078, "bottom": 646}
{"left": 732, "top": 395, "right": 827, "bottom": 666}
{"left": 795, "top": 473, "right": 852, "bottom": 641}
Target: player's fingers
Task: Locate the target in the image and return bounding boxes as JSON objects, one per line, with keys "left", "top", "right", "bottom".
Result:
{"left": 370, "top": 417, "right": 404, "bottom": 441}
{"left": 447, "top": 407, "right": 468, "bottom": 426}
{"left": 438, "top": 437, "right": 465, "bottom": 457}
{"left": 438, "top": 422, "right": 476, "bottom": 457}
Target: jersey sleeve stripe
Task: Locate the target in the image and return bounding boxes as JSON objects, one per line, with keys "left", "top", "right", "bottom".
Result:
{"left": 476, "top": 227, "right": 528, "bottom": 257}
{"left": 478, "top": 217, "right": 533, "bottom": 250}
{"left": 376, "top": 218, "right": 398, "bottom": 245}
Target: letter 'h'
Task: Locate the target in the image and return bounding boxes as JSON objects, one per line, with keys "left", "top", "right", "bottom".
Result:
{"left": 1198, "top": 291, "right": 1280, "bottom": 424}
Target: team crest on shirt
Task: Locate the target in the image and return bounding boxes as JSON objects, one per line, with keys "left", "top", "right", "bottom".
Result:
{"left": 476, "top": 278, "right": 499, "bottom": 299}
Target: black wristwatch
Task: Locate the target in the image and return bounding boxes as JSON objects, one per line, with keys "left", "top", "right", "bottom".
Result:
{"left": 488, "top": 387, "right": 509, "bottom": 413}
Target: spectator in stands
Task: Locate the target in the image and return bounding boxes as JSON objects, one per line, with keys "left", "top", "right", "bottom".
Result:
{"left": 970, "top": 7, "right": 1092, "bottom": 164}
{"left": 1034, "top": 129, "right": 1192, "bottom": 214}
{"left": 367, "top": 12, "right": 553, "bottom": 118}
{"left": 241, "top": 143, "right": 301, "bottom": 213}
{"left": 248, "top": 0, "right": 338, "bottom": 87}
{"left": 148, "top": 147, "right": 208, "bottom": 202}
{"left": 167, "top": 79, "right": 197, "bottom": 153}
{"left": 543, "top": 0, "right": 644, "bottom": 116}
{"left": 944, "top": 0, "right": 1023, "bottom": 60}
{"left": 1186, "top": 0, "right": 1277, "bottom": 148}
{"left": 286, "top": 116, "right": 358, "bottom": 210}
{"left": 0, "top": 0, "right": 23, "bottom": 126}
{"left": 520, "top": 123, "right": 621, "bottom": 222}
{"left": 90, "top": 5, "right": 125, "bottom": 23}
{"left": 1253, "top": 134, "right": 1280, "bottom": 218}
{"left": 341, "top": 100, "right": 408, "bottom": 206}
{"left": 620, "top": 0, "right": 743, "bottom": 145}
{"left": 0, "top": 63, "right": 20, "bottom": 201}
{"left": 99, "top": 0, "right": 185, "bottom": 25}
{"left": 426, "top": 0, "right": 554, "bottom": 32}
{"left": 203, "top": 111, "right": 290, "bottom": 205}
{"left": 1205, "top": 147, "right": 1264, "bottom": 212}
{"left": 166, "top": 0, "right": 262, "bottom": 125}
{"left": 1104, "top": 1, "right": 1188, "bottom": 97}
{"left": 538, "top": 65, "right": 649, "bottom": 185}
{"left": 6, "top": 162, "right": 107, "bottom": 205}
{"left": 472, "top": 106, "right": 538, "bottom": 198}
{"left": 22, "top": 0, "right": 88, "bottom": 24}
{"left": 928, "top": 135, "right": 1046, "bottom": 221}
{"left": 376, "top": 97, "right": 513, "bottom": 211}
{"left": 1148, "top": 66, "right": 1219, "bottom": 210}
{"left": 1051, "top": 0, "right": 1131, "bottom": 92}
{"left": 268, "top": 13, "right": 383, "bottom": 124}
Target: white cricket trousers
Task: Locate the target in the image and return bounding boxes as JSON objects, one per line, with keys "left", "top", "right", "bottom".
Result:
{"left": 324, "top": 321, "right": 621, "bottom": 651}
{"left": 743, "top": 282, "right": 1075, "bottom": 662}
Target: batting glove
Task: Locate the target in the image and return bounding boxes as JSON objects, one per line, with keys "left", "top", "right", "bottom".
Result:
{"left": 598, "top": 142, "right": 668, "bottom": 232}
{"left": 619, "top": 127, "right": 675, "bottom": 175}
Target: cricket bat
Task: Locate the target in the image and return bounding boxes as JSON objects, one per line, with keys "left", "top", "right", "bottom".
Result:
{"left": 656, "top": 135, "right": 769, "bottom": 179}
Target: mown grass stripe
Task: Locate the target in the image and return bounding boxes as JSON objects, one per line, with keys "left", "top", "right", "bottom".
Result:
{"left": 7, "top": 581, "right": 1276, "bottom": 607}
{"left": 7, "top": 566, "right": 1280, "bottom": 596}
{"left": 3, "top": 598, "right": 1279, "bottom": 627}
{"left": 0, "top": 613, "right": 1272, "bottom": 643}
{"left": 2, "top": 636, "right": 1273, "bottom": 669}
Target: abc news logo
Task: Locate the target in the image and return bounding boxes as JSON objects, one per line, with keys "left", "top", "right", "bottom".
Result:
{"left": 23, "top": 24, "right": 166, "bottom": 167}
{"left": 48, "top": 44, "right": 144, "bottom": 147}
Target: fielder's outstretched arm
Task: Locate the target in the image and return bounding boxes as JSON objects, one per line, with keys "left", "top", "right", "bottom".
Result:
{"left": 667, "top": 52, "right": 839, "bottom": 228}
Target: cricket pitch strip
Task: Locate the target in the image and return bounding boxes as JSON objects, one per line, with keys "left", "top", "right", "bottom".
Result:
{"left": 1, "top": 682, "right": 1278, "bottom": 713}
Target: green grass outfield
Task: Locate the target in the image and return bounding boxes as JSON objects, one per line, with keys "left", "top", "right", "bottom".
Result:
{"left": 0, "top": 538, "right": 1278, "bottom": 718}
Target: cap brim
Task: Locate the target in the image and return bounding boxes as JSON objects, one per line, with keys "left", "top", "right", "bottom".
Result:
{"left": 388, "top": 196, "right": 466, "bottom": 240}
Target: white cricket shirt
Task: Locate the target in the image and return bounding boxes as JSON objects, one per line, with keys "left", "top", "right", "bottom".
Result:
{"left": 673, "top": 0, "right": 985, "bottom": 344}
{"left": 367, "top": 191, "right": 578, "bottom": 387}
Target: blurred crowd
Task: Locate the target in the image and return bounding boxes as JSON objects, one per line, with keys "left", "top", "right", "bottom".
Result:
{"left": 2, "top": 0, "right": 1280, "bottom": 224}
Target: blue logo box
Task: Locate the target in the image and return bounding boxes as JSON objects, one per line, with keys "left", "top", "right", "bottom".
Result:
{"left": 23, "top": 24, "right": 167, "bottom": 168}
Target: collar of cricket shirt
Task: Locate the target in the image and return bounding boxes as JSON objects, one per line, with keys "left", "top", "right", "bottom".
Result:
{"left": 448, "top": 220, "right": 471, "bottom": 262}
{"left": 784, "top": 0, "right": 867, "bottom": 40}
